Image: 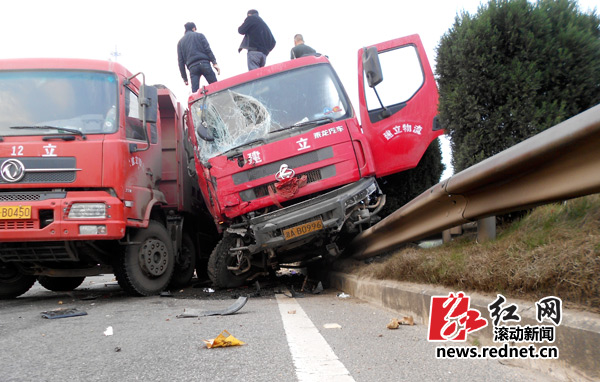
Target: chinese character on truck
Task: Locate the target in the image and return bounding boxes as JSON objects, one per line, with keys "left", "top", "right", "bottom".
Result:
{"left": 187, "top": 34, "right": 443, "bottom": 288}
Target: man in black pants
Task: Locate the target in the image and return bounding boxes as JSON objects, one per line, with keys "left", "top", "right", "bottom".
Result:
{"left": 238, "top": 10, "right": 276, "bottom": 70}
{"left": 177, "top": 22, "right": 220, "bottom": 93}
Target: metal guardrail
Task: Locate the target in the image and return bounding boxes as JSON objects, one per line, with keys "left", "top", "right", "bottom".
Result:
{"left": 351, "top": 104, "right": 600, "bottom": 259}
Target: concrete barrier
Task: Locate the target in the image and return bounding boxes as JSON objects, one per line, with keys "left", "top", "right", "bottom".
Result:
{"left": 330, "top": 272, "right": 600, "bottom": 381}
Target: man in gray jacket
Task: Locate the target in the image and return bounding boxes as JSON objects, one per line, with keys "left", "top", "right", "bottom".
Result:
{"left": 177, "top": 22, "right": 220, "bottom": 92}
{"left": 290, "top": 34, "right": 317, "bottom": 59}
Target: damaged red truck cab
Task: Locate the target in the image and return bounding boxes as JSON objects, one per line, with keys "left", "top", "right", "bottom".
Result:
{"left": 188, "top": 35, "right": 443, "bottom": 288}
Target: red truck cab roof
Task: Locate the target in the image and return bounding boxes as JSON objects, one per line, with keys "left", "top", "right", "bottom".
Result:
{"left": 0, "top": 58, "right": 140, "bottom": 88}
{"left": 188, "top": 55, "right": 332, "bottom": 102}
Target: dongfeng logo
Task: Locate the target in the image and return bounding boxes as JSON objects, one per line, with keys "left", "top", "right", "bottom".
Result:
{"left": 1, "top": 159, "right": 26, "bottom": 182}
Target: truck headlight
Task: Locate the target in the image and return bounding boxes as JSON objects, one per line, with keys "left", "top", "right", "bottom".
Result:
{"left": 79, "top": 225, "right": 107, "bottom": 235}
{"left": 366, "top": 182, "right": 377, "bottom": 195}
{"left": 68, "top": 203, "right": 107, "bottom": 219}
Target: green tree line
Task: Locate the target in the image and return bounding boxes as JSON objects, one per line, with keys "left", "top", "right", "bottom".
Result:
{"left": 382, "top": 0, "right": 599, "bottom": 215}
{"left": 436, "top": 0, "right": 600, "bottom": 172}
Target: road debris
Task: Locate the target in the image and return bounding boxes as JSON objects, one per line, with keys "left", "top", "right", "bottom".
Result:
{"left": 176, "top": 296, "right": 249, "bottom": 318}
{"left": 283, "top": 285, "right": 304, "bottom": 298}
{"left": 41, "top": 308, "right": 87, "bottom": 319}
{"left": 288, "top": 310, "right": 296, "bottom": 314}
{"left": 202, "top": 288, "right": 215, "bottom": 293}
{"left": 387, "top": 316, "right": 415, "bottom": 329}
{"left": 323, "top": 323, "right": 342, "bottom": 329}
{"left": 252, "top": 281, "right": 261, "bottom": 297}
{"left": 301, "top": 277, "right": 324, "bottom": 294}
{"left": 160, "top": 291, "right": 174, "bottom": 297}
{"left": 313, "top": 281, "right": 324, "bottom": 294}
{"left": 401, "top": 316, "right": 414, "bottom": 326}
{"left": 337, "top": 292, "right": 350, "bottom": 299}
{"left": 104, "top": 326, "right": 114, "bottom": 336}
{"left": 114, "top": 347, "right": 122, "bottom": 352}
{"left": 204, "top": 330, "right": 245, "bottom": 348}
{"left": 79, "top": 294, "right": 100, "bottom": 301}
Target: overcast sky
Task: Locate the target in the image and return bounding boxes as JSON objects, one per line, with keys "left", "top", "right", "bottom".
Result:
{"left": 3, "top": 0, "right": 597, "bottom": 179}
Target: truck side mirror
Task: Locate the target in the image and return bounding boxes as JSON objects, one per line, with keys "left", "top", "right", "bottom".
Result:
{"left": 140, "top": 85, "right": 158, "bottom": 123}
{"left": 362, "top": 47, "right": 383, "bottom": 88}
{"left": 196, "top": 121, "right": 215, "bottom": 142}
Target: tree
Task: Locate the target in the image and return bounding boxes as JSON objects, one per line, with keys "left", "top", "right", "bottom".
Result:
{"left": 436, "top": 0, "right": 600, "bottom": 173}
{"left": 378, "top": 138, "right": 445, "bottom": 218}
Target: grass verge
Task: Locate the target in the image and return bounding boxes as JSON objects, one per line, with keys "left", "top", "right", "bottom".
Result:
{"left": 336, "top": 194, "right": 600, "bottom": 312}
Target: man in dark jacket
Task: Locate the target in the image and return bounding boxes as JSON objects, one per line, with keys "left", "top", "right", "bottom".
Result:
{"left": 290, "top": 34, "right": 317, "bottom": 59}
{"left": 177, "top": 22, "right": 220, "bottom": 93}
{"left": 238, "top": 10, "right": 276, "bottom": 70}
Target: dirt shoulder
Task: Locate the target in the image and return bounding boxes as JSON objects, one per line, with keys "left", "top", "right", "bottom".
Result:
{"left": 335, "top": 194, "right": 600, "bottom": 313}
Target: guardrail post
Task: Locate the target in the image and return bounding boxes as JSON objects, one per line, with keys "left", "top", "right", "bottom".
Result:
{"left": 477, "top": 216, "right": 496, "bottom": 243}
{"left": 450, "top": 226, "right": 463, "bottom": 235}
{"left": 442, "top": 229, "right": 452, "bottom": 243}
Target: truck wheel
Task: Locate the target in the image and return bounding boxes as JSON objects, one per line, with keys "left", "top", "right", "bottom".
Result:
{"left": 168, "top": 233, "right": 196, "bottom": 289}
{"left": 38, "top": 276, "right": 85, "bottom": 292}
{"left": 114, "top": 221, "right": 175, "bottom": 296}
{"left": 0, "top": 261, "right": 36, "bottom": 299}
{"left": 208, "top": 234, "right": 254, "bottom": 289}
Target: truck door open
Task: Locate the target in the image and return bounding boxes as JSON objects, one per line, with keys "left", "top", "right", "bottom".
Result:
{"left": 358, "top": 34, "right": 443, "bottom": 178}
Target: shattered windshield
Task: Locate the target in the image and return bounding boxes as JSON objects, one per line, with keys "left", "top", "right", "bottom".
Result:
{"left": 0, "top": 70, "right": 118, "bottom": 136}
{"left": 191, "top": 64, "right": 351, "bottom": 161}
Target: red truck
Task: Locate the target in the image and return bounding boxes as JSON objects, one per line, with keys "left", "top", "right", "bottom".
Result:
{"left": 187, "top": 34, "right": 443, "bottom": 288}
{"left": 0, "top": 58, "right": 215, "bottom": 298}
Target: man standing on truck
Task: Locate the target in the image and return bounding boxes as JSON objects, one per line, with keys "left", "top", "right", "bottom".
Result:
{"left": 238, "top": 10, "right": 276, "bottom": 70}
{"left": 290, "top": 34, "right": 317, "bottom": 59}
{"left": 177, "top": 22, "right": 220, "bottom": 93}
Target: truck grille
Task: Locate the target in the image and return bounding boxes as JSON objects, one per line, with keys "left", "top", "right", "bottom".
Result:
{"left": 0, "top": 242, "right": 77, "bottom": 262}
{"left": 0, "top": 220, "right": 36, "bottom": 230}
{"left": 232, "top": 147, "right": 334, "bottom": 185}
{"left": 0, "top": 191, "right": 66, "bottom": 202}
{"left": 239, "top": 165, "right": 336, "bottom": 202}
{"left": 0, "top": 157, "right": 78, "bottom": 184}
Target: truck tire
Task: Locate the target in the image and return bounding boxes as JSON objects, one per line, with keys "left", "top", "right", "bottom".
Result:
{"left": 0, "top": 261, "right": 36, "bottom": 299}
{"left": 38, "top": 276, "right": 85, "bottom": 292}
{"left": 168, "top": 233, "right": 196, "bottom": 289}
{"left": 208, "top": 234, "right": 254, "bottom": 289}
{"left": 114, "top": 221, "right": 175, "bottom": 296}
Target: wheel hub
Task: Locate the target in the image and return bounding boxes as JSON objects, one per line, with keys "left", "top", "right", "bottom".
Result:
{"left": 0, "top": 262, "right": 20, "bottom": 282}
{"left": 139, "top": 239, "right": 169, "bottom": 277}
{"left": 227, "top": 252, "right": 252, "bottom": 275}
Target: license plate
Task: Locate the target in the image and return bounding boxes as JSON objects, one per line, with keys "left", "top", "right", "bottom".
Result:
{"left": 0, "top": 205, "right": 32, "bottom": 220}
{"left": 283, "top": 219, "right": 323, "bottom": 240}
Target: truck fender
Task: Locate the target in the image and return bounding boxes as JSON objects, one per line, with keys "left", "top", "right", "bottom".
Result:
{"left": 128, "top": 190, "right": 168, "bottom": 229}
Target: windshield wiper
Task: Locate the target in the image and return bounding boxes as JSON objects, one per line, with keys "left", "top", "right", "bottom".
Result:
{"left": 220, "top": 138, "right": 267, "bottom": 158}
{"left": 270, "top": 117, "right": 334, "bottom": 134}
{"left": 10, "top": 125, "right": 86, "bottom": 139}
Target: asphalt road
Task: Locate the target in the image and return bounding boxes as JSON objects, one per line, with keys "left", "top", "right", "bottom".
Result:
{"left": 0, "top": 274, "right": 555, "bottom": 382}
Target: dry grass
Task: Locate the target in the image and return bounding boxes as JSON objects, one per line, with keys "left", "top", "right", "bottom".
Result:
{"left": 337, "top": 194, "right": 600, "bottom": 312}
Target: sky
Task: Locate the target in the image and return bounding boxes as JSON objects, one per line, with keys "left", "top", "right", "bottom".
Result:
{"left": 2, "top": 0, "right": 598, "bottom": 179}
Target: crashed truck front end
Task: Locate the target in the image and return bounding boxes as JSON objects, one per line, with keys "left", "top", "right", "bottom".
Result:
{"left": 188, "top": 57, "right": 384, "bottom": 288}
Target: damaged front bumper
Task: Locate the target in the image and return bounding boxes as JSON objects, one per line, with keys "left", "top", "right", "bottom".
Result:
{"left": 247, "top": 177, "right": 379, "bottom": 252}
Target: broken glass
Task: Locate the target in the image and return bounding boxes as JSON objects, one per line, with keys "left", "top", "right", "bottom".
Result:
{"left": 191, "top": 64, "right": 351, "bottom": 161}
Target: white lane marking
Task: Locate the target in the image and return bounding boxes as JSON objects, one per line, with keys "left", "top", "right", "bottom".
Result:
{"left": 276, "top": 291, "right": 355, "bottom": 382}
